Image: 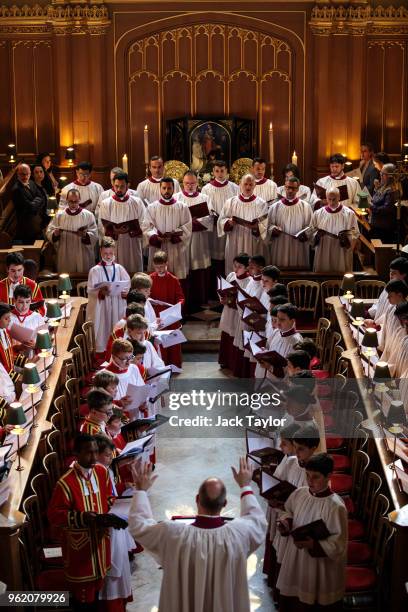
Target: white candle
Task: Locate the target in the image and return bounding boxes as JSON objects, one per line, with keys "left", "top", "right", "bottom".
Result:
{"left": 144, "top": 125, "right": 149, "bottom": 165}
{"left": 122, "top": 154, "right": 128, "bottom": 174}
{"left": 292, "top": 150, "right": 298, "bottom": 166}
{"left": 268, "top": 122, "right": 274, "bottom": 165}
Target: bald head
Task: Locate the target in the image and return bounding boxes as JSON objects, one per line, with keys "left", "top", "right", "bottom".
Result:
{"left": 17, "top": 164, "right": 31, "bottom": 185}
{"left": 196, "top": 477, "right": 227, "bottom": 515}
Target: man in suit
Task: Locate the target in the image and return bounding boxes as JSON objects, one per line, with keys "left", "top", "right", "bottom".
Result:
{"left": 360, "top": 142, "right": 380, "bottom": 195}
{"left": 11, "top": 163, "right": 47, "bottom": 242}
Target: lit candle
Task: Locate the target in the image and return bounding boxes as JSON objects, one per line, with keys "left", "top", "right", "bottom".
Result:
{"left": 122, "top": 154, "right": 128, "bottom": 174}
{"left": 268, "top": 122, "right": 274, "bottom": 165}
{"left": 292, "top": 150, "right": 298, "bottom": 166}
{"left": 144, "top": 125, "right": 149, "bottom": 165}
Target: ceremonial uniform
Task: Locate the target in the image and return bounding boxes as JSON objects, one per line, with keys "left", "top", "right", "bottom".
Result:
{"left": 0, "top": 328, "right": 14, "bottom": 375}
{"left": 0, "top": 276, "right": 45, "bottom": 316}
{"left": 267, "top": 197, "right": 312, "bottom": 268}
{"left": 254, "top": 177, "right": 278, "bottom": 205}
{"left": 150, "top": 271, "right": 185, "bottom": 368}
{"left": 201, "top": 179, "right": 239, "bottom": 269}
{"left": 60, "top": 180, "right": 104, "bottom": 213}
{"left": 105, "top": 362, "right": 145, "bottom": 405}
{"left": 310, "top": 174, "right": 359, "bottom": 210}
{"left": 136, "top": 176, "right": 180, "bottom": 206}
{"left": 46, "top": 207, "right": 98, "bottom": 273}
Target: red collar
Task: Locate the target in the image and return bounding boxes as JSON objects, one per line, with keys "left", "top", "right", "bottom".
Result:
{"left": 12, "top": 309, "right": 33, "bottom": 321}
{"left": 252, "top": 274, "right": 262, "bottom": 281}
{"left": 159, "top": 197, "right": 176, "bottom": 205}
{"left": 281, "top": 197, "right": 299, "bottom": 206}
{"left": 149, "top": 176, "right": 162, "bottom": 183}
{"left": 280, "top": 326, "right": 297, "bottom": 337}
{"left": 330, "top": 174, "right": 346, "bottom": 180}
{"left": 192, "top": 515, "right": 225, "bottom": 529}
{"left": 210, "top": 179, "right": 228, "bottom": 188}
{"left": 239, "top": 194, "right": 256, "bottom": 202}
{"left": 255, "top": 177, "right": 268, "bottom": 185}
{"left": 106, "top": 361, "right": 128, "bottom": 374}
{"left": 310, "top": 487, "right": 332, "bottom": 498}
{"left": 236, "top": 271, "right": 250, "bottom": 280}
{"left": 182, "top": 190, "right": 199, "bottom": 198}
{"left": 65, "top": 207, "right": 83, "bottom": 216}
{"left": 74, "top": 179, "right": 91, "bottom": 187}
{"left": 112, "top": 192, "right": 129, "bottom": 202}
{"left": 325, "top": 204, "right": 343, "bottom": 214}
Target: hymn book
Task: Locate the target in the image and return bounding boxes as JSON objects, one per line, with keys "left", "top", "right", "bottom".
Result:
{"left": 232, "top": 213, "right": 268, "bottom": 228}
{"left": 260, "top": 471, "right": 297, "bottom": 502}
{"left": 188, "top": 201, "right": 210, "bottom": 219}
{"left": 242, "top": 308, "right": 266, "bottom": 332}
{"left": 249, "top": 341, "right": 287, "bottom": 377}
{"left": 290, "top": 519, "right": 331, "bottom": 542}
{"left": 313, "top": 183, "right": 349, "bottom": 202}
{"left": 237, "top": 288, "right": 267, "bottom": 314}
{"left": 101, "top": 218, "right": 142, "bottom": 237}
{"left": 217, "top": 276, "right": 238, "bottom": 308}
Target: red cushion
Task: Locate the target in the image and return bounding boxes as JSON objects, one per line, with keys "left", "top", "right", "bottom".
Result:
{"left": 324, "top": 414, "right": 335, "bottom": 429}
{"left": 320, "top": 398, "right": 334, "bottom": 413}
{"left": 317, "top": 384, "right": 331, "bottom": 397}
{"left": 312, "top": 370, "right": 330, "bottom": 380}
{"left": 295, "top": 313, "right": 318, "bottom": 330}
{"left": 36, "top": 569, "right": 68, "bottom": 591}
{"left": 343, "top": 496, "right": 356, "bottom": 515}
{"left": 346, "top": 566, "right": 377, "bottom": 591}
{"left": 326, "top": 436, "right": 345, "bottom": 450}
{"left": 348, "top": 519, "right": 365, "bottom": 540}
{"left": 331, "top": 454, "right": 351, "bottom": 471}
{"left": 347, "top": 541, "right": 373, "bottom": 565}
{"left": 331, "top": 473, "right": 352, "bottom": 494}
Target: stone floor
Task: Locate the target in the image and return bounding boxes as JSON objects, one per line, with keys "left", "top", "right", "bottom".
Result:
{"left": 128, "top": 360, "right": 276, "bottom": 611}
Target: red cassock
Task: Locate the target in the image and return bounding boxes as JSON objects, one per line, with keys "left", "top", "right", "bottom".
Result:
{"left": 0, "top": 276, "right": 45, "bottom": 316}
{"left": 149, "top": 271, "right": 185, "bottom": 368}
{"left": 47, "top": 463, "right": 112, "bottom": 603}
{"left": 0, "top": 328, "right": 14, "bottom": 374}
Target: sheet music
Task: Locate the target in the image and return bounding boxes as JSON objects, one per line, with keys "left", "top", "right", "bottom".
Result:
{"left": 247, "top": 432, "right": 275, "bottom": 454}
{"left": 261, "top": 471, "right": 280, "bottom": 494}
{"left": 155, "top": 329, "right": 187, "bottom": 348}
{"left": 157, "top": 303, "right": 182, "bottom": 328}
{"left": 93, "top": 280, "right": 130, "bottom": 297}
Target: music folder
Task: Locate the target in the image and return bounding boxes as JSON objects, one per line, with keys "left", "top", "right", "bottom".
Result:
{"left": 260, "top": 471, "right": 297, "bottom": 502}
{"left": 189, "top": 201, "right": 210, "bottom": 219}
{"left": 290, "top": 519, "right": 331, "bottom": 542}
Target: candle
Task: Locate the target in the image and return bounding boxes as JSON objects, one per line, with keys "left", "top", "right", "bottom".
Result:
{"left": 292, "top": 150, "right": 298, "bottom": 166}
{"left": 122, "top": 154, "right": 128, "bottom": 174}
{"left": 268, "top": 122, "right": 274, "bottom": 165}
{"left": 144, "top": 125, "right": 149, "bottom": 165}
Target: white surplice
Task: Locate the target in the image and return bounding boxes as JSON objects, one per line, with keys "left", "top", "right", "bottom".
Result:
{"left": 277, "top": 184, "right": 311, "bottom": 203}
{"left": 307, "top": 205, "right": 359, "bottom": 273}
{"left": 142, "top": 198, "right": 192, "bottom": 279}
{"left": 255, "top": 328, "right": 303, "bottom": 379}
{"left": 219, "top": 272, "right": 251, "bottom": 337}
{"left": 254, "top": 178, "right": 278, "bottom": 206}
{"left": 98, "top": 193, "right": 146, "bottom": 275}
{"left": 95, "top": 188, "right": 138, "bottom": 221}
{"left": 218, "top": 194, "right": 268, "bottom": 274}
{"left": 310, "top": 174, "right": 359, "bottom": 210}
{"left": 0, "top": 362, "right": 15, "bottom": 403}
{"left": 176, "top": 191, "right": 212, "bottom": 270}
{"left": 59, "top": 181, "right": 104, "bottom": 213}
{"left": 87, "top": 262, "right": 130, "bottom": 352}
{"left": 46, "top": 208, "right": 98, "bottom": 273}
{"left": 267, "top": 198, "right": 312, "bottom": 268}
{"left": 109, "top": 363, "right": 145, "bottom": 404}
{"left": 276, "top": 487, "right": 348, "bottom": 606}
{"left": 233, "top": 276, "right": 264, "bottom": 352}
{"left": 136, "top": 177, "right": 180, "bottom": 206}
{"left": 128, "top": 488, "right": 267, "bottom": 612}
{"left": 367, "top": 289, "right": 389, "bottom": 322}
{"left": 201, "top": 180, "right": 239, "bottom": 260}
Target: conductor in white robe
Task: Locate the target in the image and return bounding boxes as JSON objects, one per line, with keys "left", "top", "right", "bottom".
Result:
{"left": 137, "top": 156, "right": 180, "bottom": 205}
{"left": 129, "top": 457, "right": 267, "bottom": 612}
{"left": 99, "top": 172, "right": 146, "bottom": 275}
{"left": 59, "top": 161, "right": 103, "bottom": 213}
{"left": 307, "top": 187, "right": 359, "bottom": 273}
{"left": 252, "top": 157, "right": 277, "bottom": 205}
{"left": 310, "top": 153, "right": 359, "bottom": 210}
{"left": 267, "top": 177, "right": 312, "bottom": 268}
{"left": 218, "top": 174, "right": 268, "bottom": 274}
{"left": 46, "top": 188, "right": 98, "bottom": 273}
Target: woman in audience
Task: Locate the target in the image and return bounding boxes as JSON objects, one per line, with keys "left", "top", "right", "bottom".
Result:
{"left": 36, "top": 152, "right": 59, "bottom": 196}
{"left": 370, "top": 163, "right": 398, "bottom": 243}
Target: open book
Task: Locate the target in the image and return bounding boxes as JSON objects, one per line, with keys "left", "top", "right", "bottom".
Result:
{"left": 217, "top": 276, "right": 238, "bottom": 308}
{"left": 237, "top": 288, "right": 267, "bottom": 314}
{"left": 189, "top": 201, "right": 210, "bottom": 219}
{"left": 112, "top": 434, "right": 154, "bottom": 464}
{"left": 260, "top": 471, "right": 297, "bottom": 502}
{"left": 242, "top": 309, "right": 266, "bottom": 332}
{"left": 313, "top": 183, "right": 349, "bottom": 202}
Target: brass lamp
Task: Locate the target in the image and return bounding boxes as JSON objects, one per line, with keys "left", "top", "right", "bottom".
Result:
{"left": 46, "top": 299, "right": 62, "bottom": 357}
{"left": 35, "top": 330, "right": 53, "bottom": 389}
{"left": 6, "top": 402, "right": 27, "bottom": 472}
{"left": 22, "top": 363, "right": 41, "bottom": 428}
{"left": 58, "top": 274, "right": 72, "bottom": 327}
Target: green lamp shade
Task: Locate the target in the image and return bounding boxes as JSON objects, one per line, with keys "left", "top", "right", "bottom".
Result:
{"left": 350, "top": 299, "right": 365, "bottom": 319}
{"left": 6, "top": 402, "right": 27, "bottom": 426}
{"left": 373, "top": 361, "right": 391, "bottom": 381}
{"left": 357, "top": 192, "right": 369, "bottom": 210}
{"left": 35, "top": 329, "right": 52, "bottom": 351}
{"left": 342, "top": 273, "right": 355, "bottom": 292}
{"left": 361, "top": 328, "right": 379, "bottom": 348}
{"left": 58, "top": 274, "right": 72, "bottom": 292}
{"left": 386, "top": 400, "right": 407, "bottom": 427}
{"left": 46, "top": 299, "right": 62, "bottom": 319}
{"left": 22, "top": 362, "right": 41, "bottom": 385}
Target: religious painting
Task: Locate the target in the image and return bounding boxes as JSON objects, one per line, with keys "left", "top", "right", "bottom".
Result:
{"left": 165, "top": 117, "right": 255, "bottom": 173}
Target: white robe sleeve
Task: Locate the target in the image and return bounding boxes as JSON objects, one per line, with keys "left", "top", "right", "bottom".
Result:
{"left": 232, "top": 489, "right": 267, "bottom": 554}
{"left": 45, "top": 215, "right": 60, "bottom": 245}
{"left": 141, "top": 205, "right": 159, "bottom": 241}
{"left": 84, "top": 212, "right": 99, "bottom": 247}
{"left": 0, "top": 362, "right": 16, "bottom": 403}
{"left": 128, "top": 490, "right": 171, "bottom": 563}
{"left": 217, "top": 199, "right": 233, "bottom": 238}
{"left": 176, "top": 205, "right": 193, "bottom": 245}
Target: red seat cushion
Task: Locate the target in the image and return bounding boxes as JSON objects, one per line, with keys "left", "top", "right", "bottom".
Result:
{"left": 346, "top": 566, "right": 377, "bottom": 591}
{"left": 324, "top": 414, "right": 335, "bottom": 429}
{"left": 331, "top": 454, "right": 351, "bottom": 471}
{"left": 347, "top": 541, "right": 373, "bottom": 565}
{"left": 313, "top": 370, "right": 330, "bottom": 380}
{"left": 348, "top": 519, "right": 365, "bottom": 540}
{"left": 295, "top": 313, "right": 318, "bottom": 330}
{"left": 317, "top": 384, "right": 331, "bottom": 397}
{"left": 36, "top": 569, "right": 68, "bottom": 591}
{"left": 343, "top": 496, "right": 355, "bottom": 515}
{"left": 326, "top": 436, "right": 345, "bottom": 450}
{"left": 319, "top": 398, "right": 334, "bottom": 413}
{"left": 331, "top": 473, "right": 352, "bottom": 494}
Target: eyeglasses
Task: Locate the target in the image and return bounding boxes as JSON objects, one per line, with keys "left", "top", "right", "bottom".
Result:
{"left": 116, "top": 354, "right": 134, "bottom": 363}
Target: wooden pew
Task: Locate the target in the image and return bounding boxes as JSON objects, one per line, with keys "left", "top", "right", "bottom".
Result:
{"left": 326, "top": 296, "right": 408, "bottom": 612}
{"left": 0, "top": 297, "right": 87, "bottom": 591}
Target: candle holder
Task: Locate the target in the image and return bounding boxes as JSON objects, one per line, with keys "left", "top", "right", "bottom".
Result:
{"left": 341, "top": 273, "right": 355, "bottom": 294}
{"left": 361, "top": 328, "right": 379, "bottom": 376}
{"left": 35, "top": 330, "right": 53, "bottom": 389}
{"left": 46, "top": 299, "right": 62, "bottom": 357}
{"left": 6, "top": 402, "right": 27, "bottom": 471}
{"left": 47, "top": 195, "right": 57, "bottom": 218}
{"left": 22, "top": 363, "right": 41, "bottom": 428}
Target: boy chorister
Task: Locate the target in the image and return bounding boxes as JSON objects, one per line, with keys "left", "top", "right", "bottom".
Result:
{"left": 0, "top": 303, "right": 14, "bottom": 376}
{"left": 130, "top": 273, "right": 158, "bottom": 332}
{"left": 87, "top": 237, "right": 130, "bottom": 353}
{"left": 10, "top": 285, "right": 45, "bottom": 358}
{"left": 105, "top": 339, "right": 146, "bottom": 409}
{"left": 80, "top": 388, "right": 115, "bottom": 438}
{"left": 0, "top": 252, "right": 45, "bottom": 316}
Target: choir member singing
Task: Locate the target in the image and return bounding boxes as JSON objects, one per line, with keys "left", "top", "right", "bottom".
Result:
{"left": 60, "top": 161, "right": 104, "bottom": 212}
{"left": 87, "top": 238, "right": 130, "bottom": 353}
{"left": 0, "top": 303, "right": 14, "bottom": 376}
{"left": 177, "top": 170, "right": 212, "bottom": 311}
{"left": 307, "top": 187, "right": 359, "bottom": 274}
{"left": 142, "top": 177, "right": 192, "bottom": 283}
{"left": 95, "top": 166, "right": 138, "bottom": 219}
{"left": 218, "top": 174, "right": 268, "bottom": 274}
{"left": 267, "top": 176, "right": 312, "bottom": 268}
{"left": 99, "top": 172, "right": 146, "bottom": 275}
{"left": 105, "top": 338, "right": 145, "bottom": 402}
{"left": 0, "top": 252, "right": 45, "bottom": 316}
{"left": 277, "top": 164, "right": 311, "bottom": 203}
{"left": 46, "top": 188, "right": 98, "bottom": 273}
{"left": 251, "top": 157, "right": 277, "bottom": 204}
{"left": 377, "top": 279, "right": 408, "bottom": 362}
{"left": 128, "top": 457, "right": 267, "bottom": 612}
{"left": 9, "top": 285, "right": 45, "bottom": 358}
{"left": 364, "top": 257, "right": 408, "bottom": 326}
{"left": 201, "top": 160, "right": 239, "bottom": 279}
{"left": 136, "top": 156, "right": 180, "bottom": 205}
{"left": 310, "top": 153, "right": 359, "bottom": 210}
{"left": 257, "top": 304, "right": 303, "bottom": 379}
{"left": 276, "top": 453, "right": 347, "bottom": 612}
{"left": 130, "top": 273, "right": 159, "bottom": 330}
{"left": 80, "top": 388, "right": 115, "bottom": 438}
{"left": 47, "top": 434, "right": 127, "bottom": 610}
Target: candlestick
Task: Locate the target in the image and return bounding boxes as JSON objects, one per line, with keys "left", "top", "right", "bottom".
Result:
{"left": 122, "top": 154, "right": 128, "bottom": 174}
{"left": 144, "top": 125, "right": 149, "bottom": 166}
{"left": 292, "top": 150, "right": 298, "bottom": 166}
{"left": 268, "top": 122, "right": 274, "bottom": 170}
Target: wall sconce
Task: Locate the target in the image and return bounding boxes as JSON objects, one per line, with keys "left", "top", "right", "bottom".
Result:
{"left": 7, "top": 143, "right": 17, "bottom": 164}
{"left": 65, "top": 146, "right": 75, "bottom": 166}
{"left": 402, "top": 143, "right": 408, "bottom": 162}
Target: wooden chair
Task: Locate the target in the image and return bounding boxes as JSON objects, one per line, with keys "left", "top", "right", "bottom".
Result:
{"left": 327, "top": 332, "right": 343, "bottom": 376}
{"left": 47, "top": 429, "right": 64, "bottom": 464}
{"left": 82, "top": 320, "right": 96, "bottom": 369}
{"left": 43, "top": 452, "right": 62, "bottom": 491}
{"left": 38, "top": 279, "right": 59, "bottom": 299}
{"left": 320, "top": 279, "right": 342, "bottom": 316}
{"left": 31, "top": 472, "right": 52, "bottom": 515}
{"left": 74, "top": 333, "right": 91, "bottom": 378}
{"left": 65, "top": 377, "right": 81, "bottom": 424}
{"left": 76, "top": 281, "right": 88, "bottom": 298}
{"left": 67, "top": 346, "right": 82, "bottom": 380}
{"left": 333, "top": 344, "right": 349, "bottom": 376}
{"left": 287, "top": 280, "right": 320, "bottom": 334}
{"left": 355, "top": 280, "right": 386, "bottom": 300}
{"left": 22, "top": 494, "right": 45, "bottom": 551}
{"left": 315, "top": 317, "right": 331, "bottom": 362}
{"left": 54, "top": 393, "right": 76, "bottom": 441}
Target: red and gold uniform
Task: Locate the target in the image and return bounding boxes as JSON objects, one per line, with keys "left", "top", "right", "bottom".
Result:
{"left": 47, "top": 463, "right": 112, "bottom": 603}
{"left": 0, "top": 276, "right": 45, "bottom": 316}
{"left": 0, "top": 328, "right": 15, "bottom": 376}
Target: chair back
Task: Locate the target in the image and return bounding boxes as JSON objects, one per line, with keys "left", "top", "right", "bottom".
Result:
{"left": 74, "top": 333, "right": 91, "bottom": 376}
{"left": 43, "top": 452, "right": 62, "bottom": 490}
{"left": 22, "top": 494, "right": 45, "bottom": 548}
{"left": 287, "top": 280, "right": 320, "bottom": 317}
{"left": 47, "top": 428, "right": 64, "bottom": 463}
{"left": 359, "top": 471, "right": 382, "bottom": 521}
{"left": 316, "top": 317, "right": 331, "bottom": 360}
{"left": 30, "top": 472, "right": 51, "bottom": 514}
{"left": 320, "top": 279, "right": 341, "bottom": 315}
{"left": 38, "top": 280, "right": 58, "bottom": 299}
{"left": 76, "top": 281, "right": 88, "bottom": 298}
{"left": 65, "top": 377, "right": 81, "bottom": 423}
{"left": 355, "top": 280, "right": 386, "bottom": 300}
{"left": 350, "top": 449, "right": 370, "bottom": 501}
{"left": 82, "top": 321, "right": 96, "bottom": 368}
